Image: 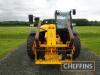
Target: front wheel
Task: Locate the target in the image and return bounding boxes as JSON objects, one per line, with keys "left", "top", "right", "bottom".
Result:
{"left": 27, "top": 35, "right": 35, "bottom": 60}
{"left": 73, "top": 36, "right": 81, "bottom": 59}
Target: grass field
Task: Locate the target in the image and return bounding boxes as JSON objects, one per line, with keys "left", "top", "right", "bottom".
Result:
{"left": 74, "top": 26, "right": 100, "bottom": 56}
{"left": 0, "top": 26, "right": 100, "bottom": 59}
{"left": 0, "top": 27, "right": 36, "bottom": 59}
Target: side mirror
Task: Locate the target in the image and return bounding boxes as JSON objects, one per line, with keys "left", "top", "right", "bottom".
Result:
{"left": 72, "top": 9, "right": 76, "bottom": 15}
{"left": 34, "top": 17, "right": 40, "bottom": 22}
{"left": 34, "top": 17, "right": 40, "bottom": 27}
{"left": 28, "top": 15, "right": 33, "bottom": 24}
{"left": 55, "top": 10, "right": 60, "bottom": 16}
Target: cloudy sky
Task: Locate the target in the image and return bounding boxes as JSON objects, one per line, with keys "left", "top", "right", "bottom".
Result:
{"left": 0, "top": 0, "right": 100, "bottom": 21}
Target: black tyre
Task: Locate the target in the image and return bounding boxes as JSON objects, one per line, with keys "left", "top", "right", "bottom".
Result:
{"left": 27, "top": 35, "right": 35, "bottom": 60}
{"left": 73, "top": 36, "right": 81, "bottom": 59}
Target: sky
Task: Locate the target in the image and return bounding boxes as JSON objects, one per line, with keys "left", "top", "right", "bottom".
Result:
{"left": 0, "top": 0, "right": 100, "bottom": 21}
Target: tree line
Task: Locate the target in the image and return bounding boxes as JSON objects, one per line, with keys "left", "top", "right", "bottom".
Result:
{"left": 73, "top": 19, "right": 100, "bottom": 26}
{"left": 0, "top": 19, "right": 100, "bottom": 26}
{"left": 0, "top": 21, "right": 29, "bottom": 26}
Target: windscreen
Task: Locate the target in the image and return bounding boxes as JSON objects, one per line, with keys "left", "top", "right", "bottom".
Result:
{"left": 56, "top": 12, "right": 70, "bottom": 29}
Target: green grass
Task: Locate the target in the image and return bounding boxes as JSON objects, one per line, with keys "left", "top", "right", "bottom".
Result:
{"left": 0, "top": 26, "right": 100, "bottom": 59}
{"left": 0, "top": 27, "right": 36, "bottom": 59}
{"left": 74, "top": 26, "right": 100, "bottom": 56}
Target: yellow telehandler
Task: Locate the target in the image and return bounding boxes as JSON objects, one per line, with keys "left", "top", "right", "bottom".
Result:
{"left": 27, "top": 9, "right": 81, "bottom": 64}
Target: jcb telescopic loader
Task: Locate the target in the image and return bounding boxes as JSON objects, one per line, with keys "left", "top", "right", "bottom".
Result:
{"left": 27, "top": 9, "right": 81, "bottom": 64}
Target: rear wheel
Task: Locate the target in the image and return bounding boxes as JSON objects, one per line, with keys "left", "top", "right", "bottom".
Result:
{"left": 73, "top": 36, "right": 81, "bottom": 59}
{"left": 27, "top": 35, "right": 35, "bottom": 60}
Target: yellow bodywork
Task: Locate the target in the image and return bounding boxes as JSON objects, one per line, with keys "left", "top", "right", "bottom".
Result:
{"left": 34, "top": 24, "right": 73, "bottom": 64}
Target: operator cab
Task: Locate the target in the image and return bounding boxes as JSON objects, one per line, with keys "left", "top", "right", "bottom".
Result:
{"left": 55, "top": 10, "right": 76, "bottom": 29}
{"left": 55, "top": 10, "right": 71, "bottom": 29}
{"left": 55, "top": 10, "right": 72, "bottom": 43}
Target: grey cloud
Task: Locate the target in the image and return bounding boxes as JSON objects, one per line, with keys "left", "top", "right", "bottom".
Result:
{"left": 0, "top": 0, "right": 35, "bottom": 21}
{"left": 0, "top": 0, "right": 56, "bottom": 21}
{"left": 0, "top": 0, "right": 100, "bottom": 21}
